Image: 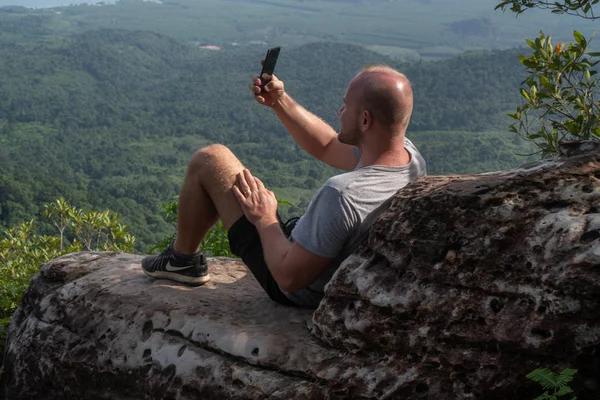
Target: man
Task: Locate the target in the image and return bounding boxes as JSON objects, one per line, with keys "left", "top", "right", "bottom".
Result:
{"left": 142, "top": 64, "right": 427, "bottom": 308}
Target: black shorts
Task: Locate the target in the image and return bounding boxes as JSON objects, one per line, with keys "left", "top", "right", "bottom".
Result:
{"left": 228, "top": 215, "right": 301, "bottom": 307}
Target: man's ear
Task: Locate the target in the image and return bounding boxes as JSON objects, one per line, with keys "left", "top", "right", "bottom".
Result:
{"left": 362, "top": 110, "right": 372, "bottom": 131}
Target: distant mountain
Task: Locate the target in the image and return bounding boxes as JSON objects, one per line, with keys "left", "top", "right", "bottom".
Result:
{"left": 1, "top": 0, "right": 597, "bottom": 55}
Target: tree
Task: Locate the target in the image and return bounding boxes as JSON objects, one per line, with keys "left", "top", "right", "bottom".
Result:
{"left": 496, "top": 0, "right": 598, "bottom": 19}
{"left": 497, "top": 1, "right": 600, "bottom": 156}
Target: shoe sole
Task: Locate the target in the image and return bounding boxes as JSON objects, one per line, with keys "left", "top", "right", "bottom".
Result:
{"left": 142, "top": 269, "right": 211, "bottom": 286}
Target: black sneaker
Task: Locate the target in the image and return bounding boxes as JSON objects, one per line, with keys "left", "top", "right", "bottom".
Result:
{"left": 141, "top": 243, "right": 210, "bottom": 286}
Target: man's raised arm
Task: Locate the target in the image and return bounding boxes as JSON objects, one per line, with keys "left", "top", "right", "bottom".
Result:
{"left": 251, "top": 75, "right": 358, "bottom": 171}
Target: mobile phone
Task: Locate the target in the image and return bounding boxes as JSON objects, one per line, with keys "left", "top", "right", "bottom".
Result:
{"left": 259, "top": 46, "right": 281, "bottom": 89}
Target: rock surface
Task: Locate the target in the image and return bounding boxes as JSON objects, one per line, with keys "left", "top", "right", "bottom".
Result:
{"left": 1, "top": 141, "right": 599, "bottom": 399}
{"left": 1, "top": 253, "right": 422, "bottom": 400}
{"left": 314, "top": 141, "right": 600, "bottom": 399}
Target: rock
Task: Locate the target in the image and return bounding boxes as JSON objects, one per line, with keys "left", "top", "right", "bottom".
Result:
{"left": 1, "top": 142, "right": 599, "bottom": 399}
{"left": 313, "top": 142, "right": 600, "bottom": 399}
{"left": 1, "top": 253, "right": 422, "bottom": 400}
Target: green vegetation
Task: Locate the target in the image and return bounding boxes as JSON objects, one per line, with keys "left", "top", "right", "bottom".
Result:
{"left": 0, "top": 199, "right": 134, "bottom": 361}
{"left": 149, "top": 197, "right": 234, "bottom": 257}
{"left": 497, "top": 0, "right": 598, "bottom": 19}
{"left": 0, "top": 24, "right": 537, "bottom": 251}
{"left": 509, "top": 31, "right": 599, "bottom": 156}
{"left": 526, "top": 368, "right": 578, "bottom": 400}
{"left": 500, "top": 0, "right": 600, "bottom": 156}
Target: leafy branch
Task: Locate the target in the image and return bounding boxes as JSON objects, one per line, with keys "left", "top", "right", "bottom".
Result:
{"left": 496, "top": 0, "right": 599, "bottom": 20}
{"left": 527, "top": 368, "right": 578, "bottom": 400}
{"left": 507, "top": 30, "right": 600, "bottom": 157}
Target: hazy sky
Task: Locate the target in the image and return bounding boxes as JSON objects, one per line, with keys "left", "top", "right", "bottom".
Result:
{"left": 0, "top": 0, "right": 114, "bottom": 6}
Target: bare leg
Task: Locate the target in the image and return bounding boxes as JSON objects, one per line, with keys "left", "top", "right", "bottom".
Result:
{"left": 173, "top": 144, "right": 246, "bottom": 255}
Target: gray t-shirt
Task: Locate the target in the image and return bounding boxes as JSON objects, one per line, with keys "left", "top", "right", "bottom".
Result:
{"left": 282, "top": 137, "right": 427, "bottom": 307}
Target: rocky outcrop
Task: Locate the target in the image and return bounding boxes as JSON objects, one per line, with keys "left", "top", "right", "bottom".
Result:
{"left": 313, "top": 141, "right": 600, "bottom": 399}
{"left": 2, "top": 142, "right": 599, "bottom": 399}
{"left": 1, "top": 253, "right": 423, "bottom": 400}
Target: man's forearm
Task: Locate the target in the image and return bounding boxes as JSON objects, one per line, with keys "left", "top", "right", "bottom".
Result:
{"left": 272, "top": 93, "right": 338, "bottom": 160}
{"left": 255, "top": 221, "right": 294, "bottom": 290}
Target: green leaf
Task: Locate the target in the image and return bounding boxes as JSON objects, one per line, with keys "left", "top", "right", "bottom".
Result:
{"left": 526, "top": 368, "right": 560, "bottom": 390}
{"left": 535, "top": 37, "right": 543, "bottom": 50}
{"left": 539, "top": 75, "right": 552, "bottom": 90}
{"left": 556, "top": 386, "right": 573, "bottom": 396}
{"left": 556, "top": 368, "right": 578, "bottom": 386}
{"left": 530, "top": 84, "right": 538, "bottom": 102}
{"left": 574, "top": 31, "right": 586, "bottom": 46}
{"left": 522, "top": 59, "right": 538, "bottom": 68}
{"left": 521, "top": 88, "right": 531, "bottom": 101}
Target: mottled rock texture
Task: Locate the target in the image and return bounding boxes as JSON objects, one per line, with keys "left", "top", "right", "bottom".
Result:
{"left": 1, "top": 141, "right": 599, "bottom": 400}
{"left": 314, "top": 141, "right": 600, "bottom": 399}
{"left": 1, "top": 253, "right": 420, "bottom": 400}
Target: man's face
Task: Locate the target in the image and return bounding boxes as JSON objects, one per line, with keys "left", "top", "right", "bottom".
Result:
{"left": 337, "top": 77, "right": 363, "bottom": 146}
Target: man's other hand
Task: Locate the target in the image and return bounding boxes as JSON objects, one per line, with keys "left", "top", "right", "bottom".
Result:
{"left": 233, "top": 169, "right": 278, "bottom": 229}
{"left": 249, "top": 73, "right": 285, "bottom": 108}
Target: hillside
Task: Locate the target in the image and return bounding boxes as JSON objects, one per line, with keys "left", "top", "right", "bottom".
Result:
{"left": 0, "top": 27, "right": 534, "bottom": 250}
{"left": 2, "top": 0, "right": 598, "bottom": 57}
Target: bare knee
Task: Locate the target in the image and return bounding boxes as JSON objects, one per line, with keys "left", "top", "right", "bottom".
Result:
{"left": 198, "top": 144, "right": 232, "bottom": 158}
{"left": 188, "top": 144, "right": 243, "bottom": 179}
{"left": 194, "top": 144, "right": 234, "bottom": 161}
{"left": 189, "top": 144, "right": 231, "bottom": 171}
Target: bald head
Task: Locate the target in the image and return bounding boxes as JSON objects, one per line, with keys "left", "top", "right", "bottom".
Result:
{"left": 352, "top": 65, "right": 413, "bottom": 131}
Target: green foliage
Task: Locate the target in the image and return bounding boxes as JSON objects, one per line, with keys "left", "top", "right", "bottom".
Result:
{"left": 149, "top": 197, "right": 234, "bottom": 257}
{"left": 499, "top": 0, "right": 599, "bottom": 157}
{"left": 0, "top": 199, "right": 135, "bottom": 355}
{"left": 507, "top": 31, "right": 600, "bottom": 156}
{"left": 147, "top": 198, "right": 178, "bottom": 255}
{"left": 200, "top": 221, "right": 234, "bottom": 258}
{"left": 410, "top": 130, "right": 537, "bottom": 174}
{"left": 0, "top": 27, "right": 537, "bottom": 251}
{"left": 42, "top": 198, "right": 136, "bottom": 252}
{"left": 496, "top": 0, "right": 599, "bottom": 19}
{"left": 526, "top": 368, "right": 578, "bottom": 400}
{"left": 0, "top": 220, "right": 60, "bottom": 317}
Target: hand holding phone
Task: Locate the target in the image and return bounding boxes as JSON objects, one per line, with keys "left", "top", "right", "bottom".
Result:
{"left": 259, "top": 46, "right": 280, "bottom": 89}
